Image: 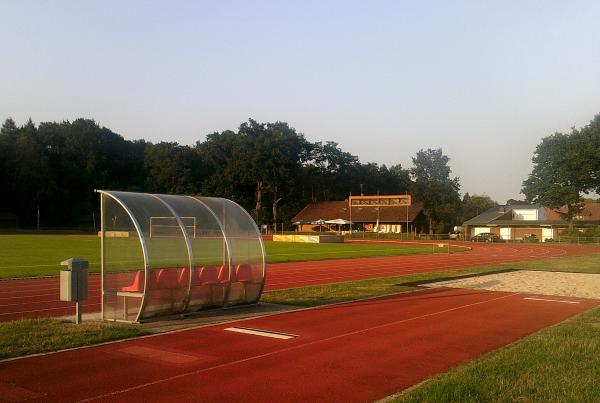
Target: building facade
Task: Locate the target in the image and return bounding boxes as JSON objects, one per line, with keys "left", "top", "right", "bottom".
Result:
{"left": 292, "top": 195, "right": 426, "bottom": 233}
{"left": 462, "top": 203, "right": 600, "bottom": 241}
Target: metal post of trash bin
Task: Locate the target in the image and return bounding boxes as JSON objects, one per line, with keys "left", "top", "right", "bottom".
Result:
{"left": 59, "top": 258, "right": 89, "bottom": 324}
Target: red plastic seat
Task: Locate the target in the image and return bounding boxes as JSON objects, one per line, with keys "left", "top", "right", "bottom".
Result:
{"left": 196, "top": 266, "right": 220, "bottom": 285}
{"left": 157, "top": 268, "right": 181, "bottom": 289}
{"left": 178, "top": 267, "right": 191, "bottom": 287}
{"left": 235, "top": 264, "right": 253, "bottom": 283}
{"left": 121, "top": 270, "right": 143, "bottom": 292}
{"left": 146, "top": 270, "right": 159, "bottom": 290}
{"left": 217, "top": 265, "right": 229, "bottom": 283}
{"left": 191, "top": 267, "right": 203, "bottom": 285}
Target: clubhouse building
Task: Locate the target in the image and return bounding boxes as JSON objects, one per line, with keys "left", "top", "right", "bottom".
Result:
{"left": 292, "top": 195, "right": 426, "bottom": 234}
{"left": 463, "top": 202, "right": 600, "bottom": 241}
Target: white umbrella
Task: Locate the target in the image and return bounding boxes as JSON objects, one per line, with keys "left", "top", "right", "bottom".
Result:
{"left": 312, "top": 219, "right": 326, "bottom": 232}
{"left": 324, "top": 219, "right": 352, "bottom": 225}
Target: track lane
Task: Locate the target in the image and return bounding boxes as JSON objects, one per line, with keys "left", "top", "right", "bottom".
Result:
{"left": 0, "top": 287, "right": 596, "bottom": 402}
{"left": 0, "top": 242, "right": 598, "bottom": 322}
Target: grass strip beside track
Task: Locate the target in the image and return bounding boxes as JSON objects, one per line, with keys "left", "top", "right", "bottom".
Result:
{"left": 261, "top": 252, "right": 600, "bottom": 308}
{"left": 423, "top": 252, "right": 600, "bottom": 277}
{"left": 502, "top": 251, "right": 600, "bottom": 274}
{"left": 0, "top": 318, "right": 148, "bottom": 360}
{"left": 261, "top": 266, "right": 500, "bottom": 307}
{"left": 393, "top": 306, "right": 600, "bottom": 403}
{"left": 0, "top": 235, "right": 459, "bottom": 279}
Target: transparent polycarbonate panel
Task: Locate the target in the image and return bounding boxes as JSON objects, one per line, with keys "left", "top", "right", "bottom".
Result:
{"left": 196, "top": 197, "right": 266, "bottom": 305}
{"left": 100, "top": 191, "right": 265, "bottom": 322}
{"left": 154, "top": 194, "right": 229, "bottom": 311}
{"left": 102, "top": 193, "right": 145, "bottom": 322}
{"left": 105, "top": 191, "right": 189, "bottom": 319}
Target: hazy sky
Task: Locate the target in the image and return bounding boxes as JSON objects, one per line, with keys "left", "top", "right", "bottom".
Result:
{"left": 2, "top": 1, "right": 599, "bottom": 203}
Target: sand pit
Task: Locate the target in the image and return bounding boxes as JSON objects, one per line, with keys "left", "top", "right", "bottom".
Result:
{"left": 429, "top": 270, "right": 600, "bottom": 299}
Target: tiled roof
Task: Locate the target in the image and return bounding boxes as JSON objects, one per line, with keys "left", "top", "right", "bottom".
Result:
{"left": 292, "top": 201, "right": 424, "bottom": 223}
{"left": 553, "top": 202, "right": 600, "bottom": 221}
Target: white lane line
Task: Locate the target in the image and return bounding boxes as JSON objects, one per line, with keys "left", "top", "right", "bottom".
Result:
{"left": 0, "top": 303, "right": 101, "bottom": 316}
{"left": 523, "top": 297, "right": 580, "bottom": 304}
{"left": 225, "top": 327, "right": 298, "bottom": 339}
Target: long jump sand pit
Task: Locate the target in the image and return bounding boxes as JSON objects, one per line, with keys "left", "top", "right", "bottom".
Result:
{"left": 428, "top": 270, "right": 600, "bottom": 299}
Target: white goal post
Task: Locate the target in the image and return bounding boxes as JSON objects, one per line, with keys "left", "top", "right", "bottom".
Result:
{"left": 149, "top": 216, "right": 196, "bottom": 239}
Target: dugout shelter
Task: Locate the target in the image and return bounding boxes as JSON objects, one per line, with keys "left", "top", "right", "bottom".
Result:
{"left": 97, "top": 190, "right": 266, "bottom": 323}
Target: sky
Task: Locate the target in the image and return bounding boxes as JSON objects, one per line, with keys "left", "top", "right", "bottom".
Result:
{"left": 1, "top": 1, "right": 599, "bottom": 203}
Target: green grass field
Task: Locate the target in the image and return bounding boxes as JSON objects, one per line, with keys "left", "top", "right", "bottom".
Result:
{"left": 0, "top": 235, "right": 456, "bottom": 279}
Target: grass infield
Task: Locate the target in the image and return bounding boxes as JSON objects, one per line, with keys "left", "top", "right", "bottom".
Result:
{"left": 0, "top": 235, "right": 459, "bottom": 279}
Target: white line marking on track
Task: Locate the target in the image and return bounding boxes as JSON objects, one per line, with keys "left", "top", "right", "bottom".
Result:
{"left": 0, "top": 303, "right": 101, "bottom": 316}
{"left": 523, "top": 297, "right": 580, "bottom": 304}
{"left": 225, "top": 327, "right": 297, "bottom": 339}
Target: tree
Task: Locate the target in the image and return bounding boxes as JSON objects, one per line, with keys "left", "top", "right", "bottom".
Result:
{"left": 522, "top": 131, "right": 589, "bottom": 231}
{"left": 523, "top": 114, "right": 600, "bottom": 231}
{"left": 239, "top": 120, "right": 311, "bottom": 228}
{"left": 506, "top": 198, "right": 526, "bottom": 205}
{"left": 197, "top": 130, "right": 249, "bottom": 203}
{"left": 307, "top": 141, "right": 360, "bottom": 200}
{"left": 410, "top": 148, "right": 461, "bottom": 233}
{"left": 579, "top": 114, "right": 600, "bottom": 193}
{"left": 144, "top": 142, "right": 204, "bottom": 194}
{"left": 199, "top": 119, "right": 311, "bottom": 227}
{"left": 11, "top": 119, "right": 53, "bottom": 227}
{"left": 388, "top": 164, "right": 412, "bottom": 194}
{"left": 460, "top": 193, "right": 497, "bottom": 222}
{"left": 0, "top": 118, "right": 18, "bottom": 214}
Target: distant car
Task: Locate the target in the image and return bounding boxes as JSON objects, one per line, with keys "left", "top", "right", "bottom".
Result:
{"left": 449, "top": 231, "right": 462, "bottom": 240}
{"left": 471, "top": 232, "right": 500, "bottom": 242}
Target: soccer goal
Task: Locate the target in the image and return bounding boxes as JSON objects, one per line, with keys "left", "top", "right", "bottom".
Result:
{"left": 149, "top": 216, "right": 196, "bottom": 239}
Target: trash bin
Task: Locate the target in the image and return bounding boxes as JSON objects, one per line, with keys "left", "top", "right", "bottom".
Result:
{"left": 60, "top": 257, "right": 88, "bottom": 323}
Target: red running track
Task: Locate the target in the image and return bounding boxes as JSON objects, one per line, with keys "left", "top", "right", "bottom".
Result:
{"left": 1, "top": 242, "right": 599, "bottom": 322}
{"left": 0, "top": 287, "right": 597, "bottom": 402}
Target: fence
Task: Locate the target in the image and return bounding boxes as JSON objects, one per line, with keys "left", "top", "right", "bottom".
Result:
{"left": 257, "top": 225, "right": 600, "bottom": 246}
{"left": 324, "top": 231, "right": 600, "bottom": 245}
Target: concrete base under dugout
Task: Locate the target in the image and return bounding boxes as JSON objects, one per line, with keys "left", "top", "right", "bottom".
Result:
{"left": 57, "top": 303, "right": 300, "bottom": 334}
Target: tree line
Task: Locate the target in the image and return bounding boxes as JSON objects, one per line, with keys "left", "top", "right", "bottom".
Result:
{"left": 1, "top": 117, "right": 498, "bottom": 232}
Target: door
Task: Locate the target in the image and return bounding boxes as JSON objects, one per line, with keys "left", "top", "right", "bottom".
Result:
{"left": 500, "top": 227, "right": 511, "bottom": 240}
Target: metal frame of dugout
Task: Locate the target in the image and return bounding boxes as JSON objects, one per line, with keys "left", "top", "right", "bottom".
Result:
{"left": 97, "top": 190, "right": 266, "bottom": 323}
